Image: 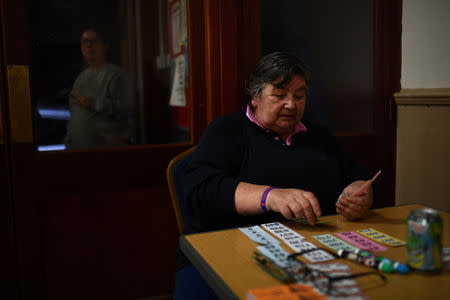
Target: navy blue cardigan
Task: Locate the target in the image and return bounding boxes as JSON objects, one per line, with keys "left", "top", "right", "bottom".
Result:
{"left": 182, "top": 111, "right": 370, "bottom": 235}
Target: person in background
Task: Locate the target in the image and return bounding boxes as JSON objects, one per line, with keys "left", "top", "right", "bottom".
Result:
{"left": 174, "top": 52, "right": 374, "bottom": 299}
{"left": 64, "top": 27, "right": 134, "bottom": 149}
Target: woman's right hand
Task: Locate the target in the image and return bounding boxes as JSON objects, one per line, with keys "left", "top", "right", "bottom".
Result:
{"left": 265, "top": 188, "right": 321, "bottom": 226}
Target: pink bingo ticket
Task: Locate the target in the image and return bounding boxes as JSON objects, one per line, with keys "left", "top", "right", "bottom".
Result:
{"left": 335, "top": 231, "right": 388, "bottom": 252}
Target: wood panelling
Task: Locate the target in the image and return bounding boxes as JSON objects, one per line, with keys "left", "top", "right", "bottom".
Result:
{"left": 237, "top": 0, "right": 261, "bottom": 105}
{"left": 394, "top": 88, "right": 450, "bottom": 105}
{"left": 0, "top": 100, "right": 4, "bottom": 145}
{"left": 34, "top": 144, "right": 192, "bottom": 193}
{"left": 6, "top": 65, "right": 33, "bottom": 143}
{"left": 11, "top": 143, "right": 190, "bottom": 299}
{"left": 218, "top": 0, "right": 239, "bottom": 116}
{"left": 2, "top": 0, "right": 30, "bottom": 64}
{"left": 41, "top": 188, "right": 178, "bottom": 299}
{"left": 395, "top": 89, "right": 450, "bottom": 212}
{"left": 1, "top": 3, "right": 18, "bottom": 297}
{"left": 9, "top": 143, "right": 45, "bottom": 299}
{"left": 186, "top": 0, "right": 207, "bottom": 142}
{"left": 0, "top": 144, "right": 18, "bottom": 300}
{"left": 203, "top": 0, "right": 222, "bottom": 124}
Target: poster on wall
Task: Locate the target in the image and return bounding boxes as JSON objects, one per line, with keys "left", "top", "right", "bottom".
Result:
{"left": 169, "top": 0, "right": 183, "bottom": 58}
{"left": 169, "top": 55, "right": 186, "bottom": 107}
{"left": 169, "top": 0, "right": 186, "bottom": 107}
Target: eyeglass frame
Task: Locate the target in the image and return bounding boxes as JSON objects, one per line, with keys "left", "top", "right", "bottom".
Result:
{"left": 253, "top": 247, "right": 387, "bottom": 294}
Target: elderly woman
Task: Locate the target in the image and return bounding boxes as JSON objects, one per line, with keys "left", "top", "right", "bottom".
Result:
{"left": 174, "top": 52, "right": 374, "bottom": 299}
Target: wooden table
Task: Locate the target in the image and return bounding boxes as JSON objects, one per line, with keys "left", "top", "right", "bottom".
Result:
{"left": 180, "top": 204, "right": 450, "bottom": 299}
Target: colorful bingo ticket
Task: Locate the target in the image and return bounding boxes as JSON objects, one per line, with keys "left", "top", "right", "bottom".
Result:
{"left": 357, "top": 228, "right": 406, "bottom": 247}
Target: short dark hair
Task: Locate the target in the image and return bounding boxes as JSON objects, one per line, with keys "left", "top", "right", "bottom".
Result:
{"left": 245, "top": 52, "right": 311, "bottom": 110}
{"left": 81, "top": 26, "right": 110, "bottom": 44}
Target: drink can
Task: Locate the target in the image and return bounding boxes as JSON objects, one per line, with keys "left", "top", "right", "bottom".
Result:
{"left": 407, "top": 208, "right": 442, "bottom": 271}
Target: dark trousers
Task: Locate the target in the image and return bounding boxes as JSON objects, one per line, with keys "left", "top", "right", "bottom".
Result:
{"left": 174, "top": 266, "right": 219, "bottom": 300}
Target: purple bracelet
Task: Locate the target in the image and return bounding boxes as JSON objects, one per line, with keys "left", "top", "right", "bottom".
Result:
{"left": 261, "top": 187, "right": 278, "bottom": 212}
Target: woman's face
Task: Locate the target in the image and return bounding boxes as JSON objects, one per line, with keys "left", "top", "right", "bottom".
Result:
{"left": 251, "top": 75, "right": 307, "bottom": 138}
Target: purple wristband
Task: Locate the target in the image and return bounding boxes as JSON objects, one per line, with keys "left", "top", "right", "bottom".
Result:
{"left": 261, "top": 187, "right": 278, "bottom": 212}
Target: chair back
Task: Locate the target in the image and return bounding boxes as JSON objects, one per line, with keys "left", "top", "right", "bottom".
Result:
{"left": 166, "top": 146, "right": 196, "bottom": 234}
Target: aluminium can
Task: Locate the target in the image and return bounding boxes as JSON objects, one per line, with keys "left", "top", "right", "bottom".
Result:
{"left": 406, "top": 208, "right": 442, "bottom": 271}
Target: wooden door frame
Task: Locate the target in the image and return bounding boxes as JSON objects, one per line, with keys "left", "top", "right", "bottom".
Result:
{"left": 1, "top": 0, "right": 43, "bottom": 298}
{"left": 203, "top": 0, "right": 261, "bottom": 124}
{"left": 373, "top": 0, "right": 402, "bottom": 207}
{"left": 337, "top": 0, "right": 402, "bottom": 207}
{"left": 187, "top": 0, "right": 207, "bottom": 142}
{"left": 0, "top": 2, "right": 19, "bottom": 297}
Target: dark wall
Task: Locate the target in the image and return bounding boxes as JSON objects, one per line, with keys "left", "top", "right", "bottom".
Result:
{"left": 261, "top": 0, "right": 374, "bottom": 133}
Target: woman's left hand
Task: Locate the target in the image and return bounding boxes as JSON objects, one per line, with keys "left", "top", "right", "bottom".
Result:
{"left": 336, "top": 180, "right": 373, "bottom": 220}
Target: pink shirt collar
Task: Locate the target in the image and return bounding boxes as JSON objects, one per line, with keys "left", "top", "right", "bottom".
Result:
{"left": 245, "top": 105, "right": 307, "bottom": 146}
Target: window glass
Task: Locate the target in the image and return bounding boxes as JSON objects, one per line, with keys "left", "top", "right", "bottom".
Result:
{"left": 30, "top": 0, "right": 190, "bottom": 151}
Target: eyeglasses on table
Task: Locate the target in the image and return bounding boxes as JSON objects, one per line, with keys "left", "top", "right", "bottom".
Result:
{"left": 253, "top": 247, "right": 387, "bottom": 294}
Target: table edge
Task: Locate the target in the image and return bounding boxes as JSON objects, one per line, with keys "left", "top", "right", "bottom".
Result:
{"left": 180, "top": 235, "right": 240, "bottom": 300}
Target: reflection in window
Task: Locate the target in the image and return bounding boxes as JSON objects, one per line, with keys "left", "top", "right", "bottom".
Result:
{"left": 30, "top": 0, "right": 190, "bottom": 151}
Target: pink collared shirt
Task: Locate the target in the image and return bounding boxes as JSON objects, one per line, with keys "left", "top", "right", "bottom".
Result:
{"left": 245, "top": 105, "right": 307, "bottom": 146}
